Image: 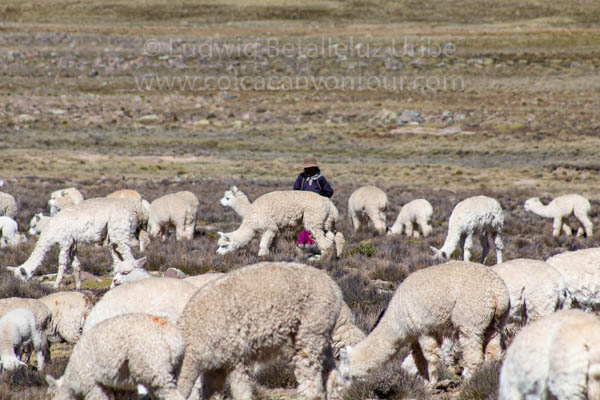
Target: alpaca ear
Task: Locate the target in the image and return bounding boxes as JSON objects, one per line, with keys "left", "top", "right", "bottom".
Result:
{"left": 217, "top": 232, "right": 229, "bottom": 242}
{"left": 232, "top": 185, "right": 238, "bottom": 193}
{"left": 135, "top": 257, "right": 147, "bottom": 269}
{"left": 430, "top": 246, "right": 439, "bottom": 254}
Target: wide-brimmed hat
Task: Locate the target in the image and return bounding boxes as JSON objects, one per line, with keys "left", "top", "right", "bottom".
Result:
{"left": 301, "top": 156, "right": 319, "bottom": 168}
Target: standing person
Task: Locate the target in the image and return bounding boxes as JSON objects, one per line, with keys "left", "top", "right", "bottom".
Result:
{"left": 293, "top": 156, "right": 334, "bottom": 249}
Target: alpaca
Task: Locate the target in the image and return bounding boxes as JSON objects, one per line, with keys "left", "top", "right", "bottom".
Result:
{"left": 499, "top": 309, "right": 600, "bottom": 399}
{"left": 220, "top": 186, "right": 252, "bottom": 218}
{"left": 217, "top": 190, "right": 345, "bottom": 258}
{"left": 48, "top": 187, "right": 84, "bottom": 216}
{"left": 524, "top": 194, "right": 593, "bottom": 237}
{"left": 7, "top": 198, "right": 145, "bottom": 289}
{"left": 106, "top": 189, "right": 143, "bottom": 201}
{"left": 148, "top": 191, "right": 199, "bottom": 241}
{"left": 47, "top": 314, "right": 186, "bottom": 400}
{"left": 348, "top": 186, "right": 389, "bottom": 235}
{"left": 0, "top": 191, "right": 17, "bottom": 218}
{"left": 388, "top": 199, "right": 433, "bottom": 237}
{"left": 0, "top": 308, "right": 48, "bottom": 371}
{"left": 491, "top": 258, "right": 569, "bottom": 325}
{"left": 0, "top": 216, "right": 26, "bottom": 248}
{"left": 39, "top": 292, "right": 93, "bottom": 344}
{"left": 340, "top": 261, "right": 509, "bottom": 385}
{"left": 431, "top": 195, "right": 504, "bottom": 264}
{"left": 546, "top": 247, "right": 600, "bottom": 311}
{"left": 176, "top": 262, "right": 345, "bottom": 400}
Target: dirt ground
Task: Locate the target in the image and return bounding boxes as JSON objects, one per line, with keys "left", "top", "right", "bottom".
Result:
{"left": 1, "top": 0, "right": 599, "bottom": 398}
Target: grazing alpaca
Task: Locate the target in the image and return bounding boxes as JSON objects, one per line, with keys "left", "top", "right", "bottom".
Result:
{"left": 388, "top": 199, "right": 433, "bottom": 238}
{"left": 348, "top": 186, "right": 389, "bottom": 235}
{"left": 524, "top": 194, "right": 593, "bottom": 237}
{"left": 340, "top": 261, "right": 509, "bottom": 385}
{"left": 217, "top": 191, "right": 344, "bottom": 258}
{"left": 7, "top": 198, "right": 145, "bottom": 289}
{"left": 431, "top": 195, "right": 504, "bottom": 264}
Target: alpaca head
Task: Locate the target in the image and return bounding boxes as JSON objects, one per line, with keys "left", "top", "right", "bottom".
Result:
{"left": 111, "top": 257, "right": 148, "bottom": 288}
{"left": 29, "top": 213, "right": 47, "bottom": 236}
{"left": 430, "top": 246, "right": 448, "bottom": 260}
{"left": 6, "top": 266, "right": 30, "bottom": 281}
{"left": 220, "top": 186, "right": 247, "bottom": 208}
{"left": 524, "top": 197, "right": 541, "bottom": 212}
{"left": 216, "top": 231, "right": 234, "bottom": 255}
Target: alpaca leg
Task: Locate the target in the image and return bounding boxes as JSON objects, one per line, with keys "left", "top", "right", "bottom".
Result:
{"left": 293, "top": 332, "right": 327, "bottom": 399}
{"left": 228, "top": 365, "right": 254, "bottom": 400}
{"left": 177, "top": 353, "right": 203, "bottom": 399}
{"left": 493, "top": 232, "right": 504, "bottom": 264}
{"left": 562, "top": 223, "right": 573, "bottom": 236}
{"left": 418, "top": 335, "right": 441, "bottom": 385}
{"left": 552, "top": 217, "right": 563, "bottom": 237}
{"left": 349, "top": 209, "right": 360, "bottom": 232}
{"left": 311, "top": 228, "right": 334, "bottom": 255}
{"left": 367, "top": 208, "right": 386, "bottom": 235}
{"left": 575, "top": 213, "right": 594, "bottom": 237}
{"left": 55, "top": 245, "right": 73, "bottom": 289}
{"left": 412, "top": 223, "right": 421, "bottom": 238}
{"left": 420, "top": 217, "right": 433, "bottom": 237}
{"left": 409, "top": 341, "right": 430, "bottom": 380}
{"left": 479, "top": 234, "right": 490, "bottom": 264}
{"left": 404, "top": 221, "right": 414, "bottom": 237}
{"left": 258, "top": 230, "right": 276, "bottom": 256}
{"left": 70, "top": 250, "right": 82, "bottom": 290}
{"left": 458, "top": 331, "right": 484, "bottom": 379}
{"left": 462, "top": 233, "right": 474, "bottom": 261}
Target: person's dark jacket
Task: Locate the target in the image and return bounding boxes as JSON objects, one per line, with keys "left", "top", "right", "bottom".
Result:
{"left": 293, "top": 174, "right": 334, "bottom": 198}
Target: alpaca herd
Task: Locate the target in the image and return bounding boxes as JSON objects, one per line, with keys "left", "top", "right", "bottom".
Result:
{"left": 0, "top": 184, "right": 597, "bottom": 399}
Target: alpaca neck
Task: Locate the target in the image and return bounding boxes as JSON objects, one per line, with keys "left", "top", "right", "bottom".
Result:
{"left": 528, "top": 201, "right": 555, "bottom": 218}
{"left": 347, "top": 320, "right": 407, "bottom": 378}
{"left": 440, "top": 226, "right": 462, "bottom": 257}
{"left": 19, "top": 233, "right": 55, "bottom": 277}
{"left": 231, "top": 195, "right": 252, "bottom": 218}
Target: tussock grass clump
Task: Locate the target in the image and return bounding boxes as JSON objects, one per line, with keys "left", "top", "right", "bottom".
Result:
{"left": 458, "top": 361, "right": 501, "bottom": 400}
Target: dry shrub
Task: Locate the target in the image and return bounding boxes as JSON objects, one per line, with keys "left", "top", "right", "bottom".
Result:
{"left": 458, "top": 361, "right": 501, "bottom": 400}
{"left": 344, "top": 358, "right": 431, "bottom": 400}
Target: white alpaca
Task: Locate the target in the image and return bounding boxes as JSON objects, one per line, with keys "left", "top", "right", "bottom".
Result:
{"left": 388, "top": 199, "right": 433, "bottom": 237}
{"left": 0, "top": 216, "right": 26, "bottom": 248}
{"left": 39, "top": 292, "right": 93, "bottom": 344}
{"left": 546, "top": 247, "right": 600, "bottom": 310}
{"left": 28, "top": 213, "right": 51, "bottom": 236}
{"left": 177, "top": 262, "right": 345, "bottom": 400}
{"left": 220, "top": 186, "right": 252, "bottom": 218}
{"left": 431, "top": 195, "right": 504, "bottom": 264}
{"left": 148, "top": 191, "right": 199, "bottom": 241}
{"left": 106, "top": 189, "right": 143, "bottom": 201}
{"left": 0, "top": 308, "right": 47, "bottom": 371}
{"left": 47, "top": 314, "right": 186, "bottom": 400}
{"left": 499, "top": 309, "right": 600, "bottom": 400}
{"left": 348, "top": 186, "right": 389, "bottom": 235}
{"left": 217, "top": 190, "right": 345, "bottom": 258}
{"left": 0, "top": 298, "right": 53, "bottom": 340}
{"left": 524, "top": 194, "right": 593, "bottom": 237}
{"left": 48, "top": 187, "right": 84, "bottom": 216}
{"left": 340, "top": 261, "right": 509, "bottom": 385}
{"left": 492, "top": 258, "right": 568, "bottom": 325}
{"left": 83, "top": 277, "right": 199, "bottom": 333}
{"left": 0, "top": 192, "right": 17, "bottom": 218}
{"left": 7, "top": 198, "right": 145, "bottom": 289}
